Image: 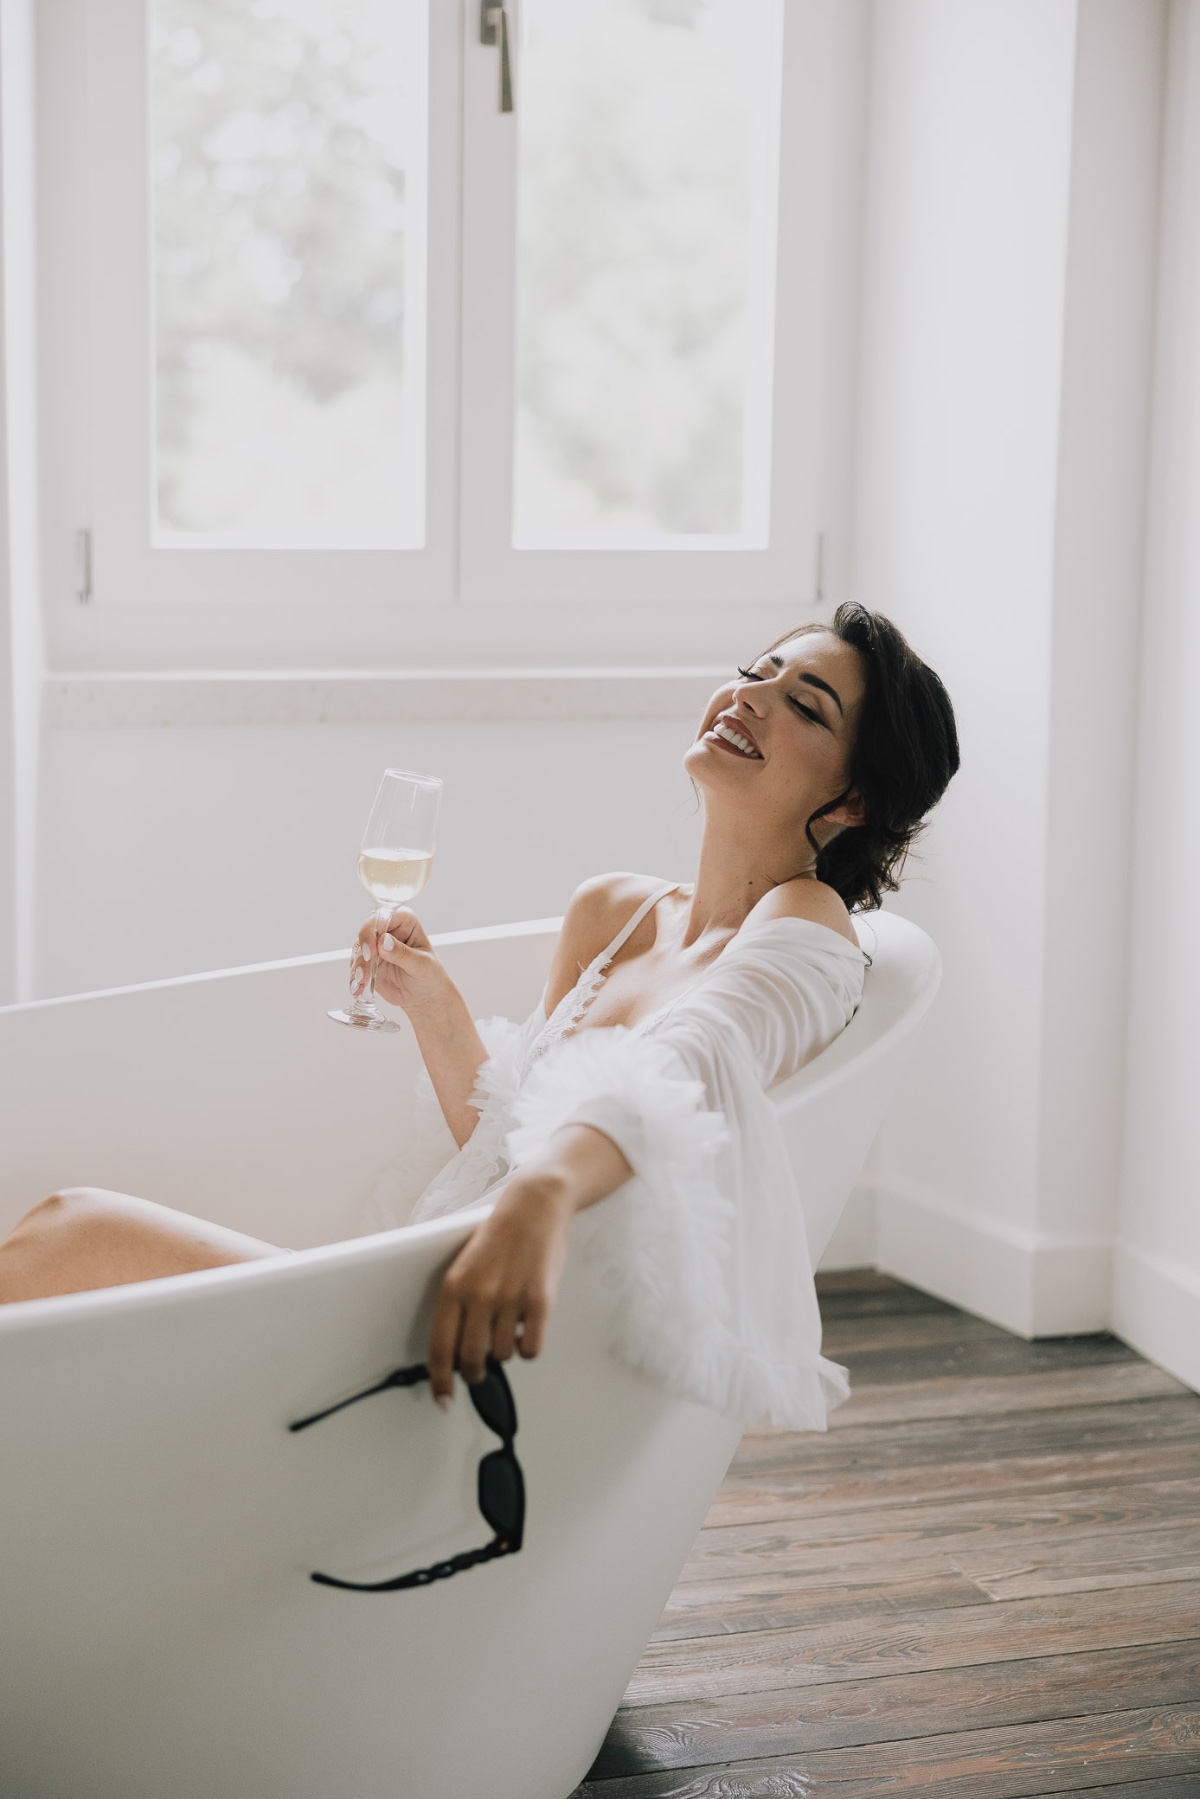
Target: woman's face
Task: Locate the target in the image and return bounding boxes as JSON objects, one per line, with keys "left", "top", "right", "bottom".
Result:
{"left": 685, "top": 629, "right": 868, "bottom": 857}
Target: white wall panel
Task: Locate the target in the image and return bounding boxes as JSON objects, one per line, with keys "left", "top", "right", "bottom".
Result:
{"left": 35, "top": 717, "right": 706, "bottom": 998}
{"left": 1116, "top": 0, "right": 1200, "bottom": 1384}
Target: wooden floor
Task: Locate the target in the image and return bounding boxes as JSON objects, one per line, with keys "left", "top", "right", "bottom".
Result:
{"left": 573, "top": 1270, "right": 1200, "bottom": 1799}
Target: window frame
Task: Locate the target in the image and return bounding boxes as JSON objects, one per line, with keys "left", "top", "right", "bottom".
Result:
{"left": 37, "top": 0, "right": 866, "bottom": 671}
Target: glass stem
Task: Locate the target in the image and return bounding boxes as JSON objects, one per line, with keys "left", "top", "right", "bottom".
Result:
{"left": 366, "top": 906, "right": 391, "bottom": 1009}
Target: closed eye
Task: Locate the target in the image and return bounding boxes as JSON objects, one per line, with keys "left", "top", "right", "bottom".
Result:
{"left": 737, "top": 665, "right": 827, "bottom": 728}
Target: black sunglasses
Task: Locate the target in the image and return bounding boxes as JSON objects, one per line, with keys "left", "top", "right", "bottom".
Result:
{"left": 289, "top": 1356, "right": 524, "bottom": 1593}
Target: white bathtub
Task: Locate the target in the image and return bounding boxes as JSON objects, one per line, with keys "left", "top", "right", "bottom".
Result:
{"left": 0, "top": 909, "right": 939, "bottom": 1799}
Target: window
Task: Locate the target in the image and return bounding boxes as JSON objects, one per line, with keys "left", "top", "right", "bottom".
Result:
{"left": 39, "top": 0, "right": 864, "bottom": 665}
{"left": 150, "top": 0, "right": 428, "bottom": 550}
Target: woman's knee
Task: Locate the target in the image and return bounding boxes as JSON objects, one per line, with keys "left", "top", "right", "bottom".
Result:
{"left": 0, "top": 1187, "right": 279, "bottom": 1303}
{"left": 0, "top": 1188, "right": 131, "bottom": 1301}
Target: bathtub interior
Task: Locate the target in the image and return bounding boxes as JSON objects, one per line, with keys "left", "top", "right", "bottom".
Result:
{"left": 0, "top": 919, "right": 561, "bottom": 1250}
{"left": 0, "top": 909, "right": 939, "bottom": 1799}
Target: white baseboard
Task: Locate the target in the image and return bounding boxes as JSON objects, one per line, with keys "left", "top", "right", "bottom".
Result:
{"left": 1112, "top": 1242, "right": 1200, "bottom": 1396}
{"left": 865, "top": 1183, "right": 1112, "bottom": 1339}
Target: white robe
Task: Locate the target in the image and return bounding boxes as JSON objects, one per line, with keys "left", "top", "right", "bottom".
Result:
{"left": 369, "top": 915, "right": 867, "bottom": 1431}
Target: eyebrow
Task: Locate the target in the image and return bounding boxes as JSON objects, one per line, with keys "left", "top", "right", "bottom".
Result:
{"left": 767, "top": 653, "right": 844, "bottom": 716}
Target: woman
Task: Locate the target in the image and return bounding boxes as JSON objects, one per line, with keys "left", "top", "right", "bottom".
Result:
{"left": 0, "top": 606, "right": 958, "bottom": 1430}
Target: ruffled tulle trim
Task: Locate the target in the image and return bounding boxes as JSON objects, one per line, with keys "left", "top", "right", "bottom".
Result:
{"left": 506, "top": 1028, "right": 845, "bottom": 1432}
{"left": 405, "top": 1016, "right": 527, "bottom": 1224}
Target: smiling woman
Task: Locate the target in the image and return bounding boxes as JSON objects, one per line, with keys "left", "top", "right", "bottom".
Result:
{"left": 0, "top": 605, "right": 959, "bottom": 1433}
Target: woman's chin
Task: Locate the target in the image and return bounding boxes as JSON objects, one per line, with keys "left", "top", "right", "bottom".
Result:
{"left": 683, "top": 739, "right": 715, "bottom": 784}
{"left": 686, "top": 735, "right": 754, "bottom": 784}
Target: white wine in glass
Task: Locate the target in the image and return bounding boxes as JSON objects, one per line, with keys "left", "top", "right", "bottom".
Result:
{"left": 329, "top": 768, "right": 442, "bottom": 1032}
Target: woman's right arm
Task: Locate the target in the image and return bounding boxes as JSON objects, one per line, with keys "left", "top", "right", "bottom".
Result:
{"left": 366, "top": 911, "right": 489, "bottom": 1147}
{"left": 370, "top": 874, "right": 636, "bottom": 1148}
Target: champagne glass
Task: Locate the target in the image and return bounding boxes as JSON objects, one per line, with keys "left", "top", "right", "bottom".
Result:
{"left": 328, "top": 768, "right": 442, "bottom": 1032}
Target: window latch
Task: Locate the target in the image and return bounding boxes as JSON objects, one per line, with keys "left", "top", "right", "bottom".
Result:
{"left": 480, "top": 2, "right": 514, "bottom": 114}
{"left": 75, "top": 528, "right": 93, "bottom": 604}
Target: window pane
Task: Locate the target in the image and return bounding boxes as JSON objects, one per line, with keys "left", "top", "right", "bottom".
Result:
{"left": 150, "top": 0, "right": 426, "bottom": 546}
{"left": 513, "top": 0, "right": 781, "bottom": 548}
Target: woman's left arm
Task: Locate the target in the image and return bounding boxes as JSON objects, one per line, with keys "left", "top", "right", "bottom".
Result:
{"left": 426, "top": 1124, "right": 632, "bottom": 1403}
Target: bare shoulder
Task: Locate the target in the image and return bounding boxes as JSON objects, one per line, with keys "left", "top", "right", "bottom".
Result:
{"left": 749, "top": 877, "right": 860, "bottom": 947}
{"left": 545, "top": 872, "right": 669, "bottom": 1011}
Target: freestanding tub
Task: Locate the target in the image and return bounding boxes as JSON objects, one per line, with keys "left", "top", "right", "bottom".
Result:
{"left": 0, "top": 909, "right": 939, "bottom": 1799}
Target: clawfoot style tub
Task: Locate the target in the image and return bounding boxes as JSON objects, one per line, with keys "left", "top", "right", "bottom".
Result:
{"left": 0, "top": 909, "right": 938, "bottom": 1799}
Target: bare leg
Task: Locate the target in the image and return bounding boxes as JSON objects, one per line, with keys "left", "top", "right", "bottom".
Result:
{"left": 0, "top": 1188, "right": 283, "bottom": 1305}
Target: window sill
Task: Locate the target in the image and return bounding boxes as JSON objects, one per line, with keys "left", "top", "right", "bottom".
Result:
{"left": 42, "top": 666, "right": 725, "bottom": 728}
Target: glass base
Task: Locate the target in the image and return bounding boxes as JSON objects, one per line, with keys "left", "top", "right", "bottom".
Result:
{"left": 327, "top": 1005, "right": 402, "bottom": 1034}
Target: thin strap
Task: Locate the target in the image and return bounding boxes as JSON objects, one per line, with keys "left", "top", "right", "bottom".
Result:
{"left": 597, "top": 882, "right": 680, "bottom": 966}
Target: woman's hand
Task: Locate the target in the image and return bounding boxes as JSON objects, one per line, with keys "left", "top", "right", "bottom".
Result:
{"left": 425, "top": 1123, "right": 635, "bottom": 1402}
{"left": 357, "top": 908, "right": 451, "bottom": 1016}
{"left": 427, "top": 1174, "right": 572, "bottom": 1402}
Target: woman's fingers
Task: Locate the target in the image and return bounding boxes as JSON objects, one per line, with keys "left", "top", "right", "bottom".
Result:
{"left": 457, "top": 1297, "right": 496, "bottom": 1387}
{"left": 427, "top": 1288, "right": 463, "bottom": 1404}
{"left": 490, "top": 1301, "right": 523, "bottom": 1363}
{"left": 517, "top": 1299, "right": 548, "bottom": 1360}
{"left": 429, "top": 1287, "right": 544, "bottom": 1401}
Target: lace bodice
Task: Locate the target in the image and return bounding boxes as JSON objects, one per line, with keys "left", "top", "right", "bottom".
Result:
{"left": 523, "top": 880, "right": 682, "bottom": 1069}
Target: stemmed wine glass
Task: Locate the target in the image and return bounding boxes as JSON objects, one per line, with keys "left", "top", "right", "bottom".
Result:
{"left": 328, "top": 768, "right": 442, "bottom": 1032}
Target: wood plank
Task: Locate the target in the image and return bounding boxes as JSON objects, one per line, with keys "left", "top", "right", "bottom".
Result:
{"left": 680, "top": 1480, "right": 1200, "bottom": 1581}
{"left": 590, "top": 1641, "right": 1200, "bottom": 1775}
{"left": 625, "top": 1581, "right": 1200, "bottom": 1705}
{"left": 956, "top": 1522, "right": 1200, "bottom": 1601}
{"left": 652, "top": 1566, "right": 986, "bottom": 1642}
{"left": 814, "top": 1271, "right": 916, "bottom": 1297}
{"left": 674, "top": 1513, "right": 1200, "bottom": 1599}
{"left": 818, "top": 1311, "right": 1048, "bottom": 1357}
{"left": 814, "top": 1273, "right": 958, "bottom": 1321}
{"left": 1027, "top": 1785, "right": 1200, "bottom": 1798}
{"left": 574, "top": 1703, "right": 1200, "bottom": 1797}
{"left": 706, "top": 1439, "right": 1200, "bottom": 1529}
{"left": 658, "top": 1521, "right": 1200, "bottom": 1641}
{"left": 729, "top": 1395, "right": 1200, "bottom": 1481}
{"left": 831, "top": 1332, "right": 1140, "bottom": 1387}
{"left": 825, "top": 1362, "right": 1188, "bottom": 1429}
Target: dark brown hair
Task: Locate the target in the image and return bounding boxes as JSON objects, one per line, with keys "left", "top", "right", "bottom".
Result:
{"left": 770, "top": 603, "right": 960, "bottom": 911}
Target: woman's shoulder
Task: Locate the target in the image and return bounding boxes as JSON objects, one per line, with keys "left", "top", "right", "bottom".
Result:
{"left": 746, "top": 877, "right": 861, "bottom": 949}
{"left": 561, "top": 871, "right": 674, "bottom": 959}
{"left": 544, "top": 873, "right": 674, "bottom": 1012}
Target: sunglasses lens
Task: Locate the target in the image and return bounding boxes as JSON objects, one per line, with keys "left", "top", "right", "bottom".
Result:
{"left": 478, "top": 1450, "right": 524, "bottom": 1535}
{"left": 469, "top": 1365, "right": 517, "bottom": 1438}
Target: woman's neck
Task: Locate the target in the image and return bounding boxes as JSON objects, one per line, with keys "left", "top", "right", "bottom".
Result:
{"left": 681, "top": 817, "right": 815, "bottom": 948}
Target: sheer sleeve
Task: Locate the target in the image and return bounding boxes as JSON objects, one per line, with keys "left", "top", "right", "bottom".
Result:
{"left": 505, "top": 919, "right": 867, "bottom": 1430}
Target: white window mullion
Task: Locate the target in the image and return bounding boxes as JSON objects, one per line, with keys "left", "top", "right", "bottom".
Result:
{"left": 457, "top": 2, "right": 520, "bottom": 609}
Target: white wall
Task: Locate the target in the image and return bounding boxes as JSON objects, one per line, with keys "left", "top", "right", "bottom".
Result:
{"left": 1114, "top": 0, "right": 1200, "bottom": 1393}
{"left": 850, "top": 0, "right": 1165, "bottom": 1335}
{"left": 0, "top": 0, "right": 41, "bottom": 1006}
{"left": 34, "top": 715, "right": 707, "bottom": 998}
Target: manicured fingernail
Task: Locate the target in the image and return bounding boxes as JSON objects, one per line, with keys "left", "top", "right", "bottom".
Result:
{"left": 435, "top": 1392, "right": 452, "bottom": 1412}
{"left": 360, "top": 941, "right": 371, "bottom": 960}
{"left": 382, "top": 934, "right": 395, "bottom": 951}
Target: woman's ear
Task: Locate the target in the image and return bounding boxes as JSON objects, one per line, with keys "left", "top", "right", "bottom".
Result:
{"left": 826, "top": 789, "right": 866, "bottom": 831}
